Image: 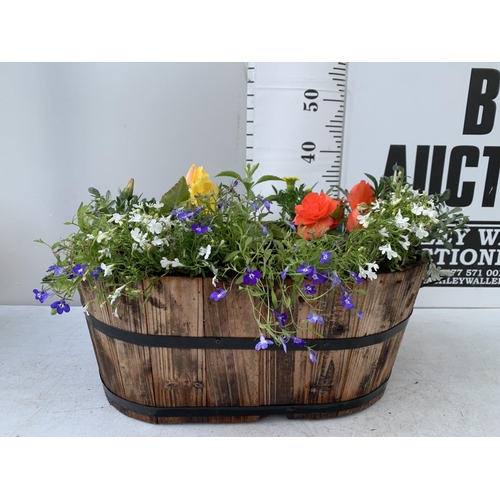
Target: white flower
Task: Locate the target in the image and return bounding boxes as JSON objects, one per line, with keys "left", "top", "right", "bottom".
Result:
{"left": 82, "top": 304, "right": 89, "bottom": 315}
{"left": 108, "top": 285, "right": 126, "bottom": 305}
{"left": 96, "top": 230, "right": 111, "bottom": 243}
{"left": 98, "top": 247, "right": 112, "bottom": 259}
{"left": 379, "top": 227, "right": 389, "bottom": 237}
{"left": 129, "top": 212, "right": 143, "bottom": 223}
{"left": 400, "top": 235, "right": 411, "bottom": 250}
{"left": 199, "top": 244, "right": 212, "bottom": 260}
{"left": 414, "top": 224, "right": 429, "bottom": 239}
{"left": 160, "top": 215, "right": 173, "bottom": 229}
{"left": 411, "top": 203, "right": 424, "bottom": 215}
{"left": 160, "top": 257, "right": 184, "bottom": 270}
{"left": 394, "top": 210, "right": 409, "bottom": 229}
{"left": 130, "top": 228, "right": 148, "bottom": 247}
{"left": 358, "top": 264, "right": 378, "bottom": 281}
{"left": 147, "top": 219, "right": 163, "bottom": 235}
{"left": 147, "top": 201, "right": 164, "bottom": 209}
{"left": 379, "top": 244, "right": 399, "bottom": 260}
{"left": 357, "top": 213, "right": 370, "bottom": 227}
{"left": 151, "top": 236, "right": 164, "bottom": 246}
{"left": 108, "top": 213, "right": 125, "bottom": 223}
{"left": 100, "top": 263, "right": 114, "bottom": 276}
{"left": 113, "top": 308, "right": 120, "bottom": 318}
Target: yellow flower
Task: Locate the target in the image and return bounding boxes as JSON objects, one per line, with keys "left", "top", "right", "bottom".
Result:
{"left": 185, "top": 164, "right": 218, "bottom": 205}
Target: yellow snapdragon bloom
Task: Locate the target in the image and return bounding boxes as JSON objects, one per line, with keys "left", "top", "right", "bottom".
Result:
{"left": 185, "top": 164, "right": 218, "bottom": 205}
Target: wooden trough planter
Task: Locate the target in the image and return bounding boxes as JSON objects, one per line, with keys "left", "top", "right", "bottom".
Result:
{"left": 79, "top": 259, "right": 427, "bottom": 424}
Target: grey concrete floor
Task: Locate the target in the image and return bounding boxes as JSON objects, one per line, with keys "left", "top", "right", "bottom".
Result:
{"left": 1, "top": 305, "right": 499, "bottom": 437}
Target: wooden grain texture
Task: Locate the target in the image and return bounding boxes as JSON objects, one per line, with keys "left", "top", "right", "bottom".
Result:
{"left": 203, "top": 278, "right": 261, "bottom": 422}
{"left": 79, "top": 259, "right": 427, "bottom": 424}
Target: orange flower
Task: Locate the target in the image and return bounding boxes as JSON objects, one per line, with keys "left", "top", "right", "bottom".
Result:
{"left": 294, "top": 192, "right": 340, "bottom": 240}
{"left": 346, "top": 180, "right": 375, "bottom": 231}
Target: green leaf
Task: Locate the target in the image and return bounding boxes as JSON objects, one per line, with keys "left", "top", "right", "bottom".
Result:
{"left": 254, "top": 175, "right": 285, "bottom": 185}
{"left": 88, "top": 187, "right": 101, "bottom": 197}
{"left": 159, "top": 177, "right": 190, "bottom": 214}
{"left": 215, "top": 170, "right": 242, "bottom": 181}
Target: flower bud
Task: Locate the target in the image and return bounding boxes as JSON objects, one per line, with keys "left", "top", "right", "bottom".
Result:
{"left": 123, "top": 178, "right": 135, "bottom": 197}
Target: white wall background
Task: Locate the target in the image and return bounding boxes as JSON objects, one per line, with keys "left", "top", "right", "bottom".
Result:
{"left": 0, "top": 62, "right": 248, "bottom": 305}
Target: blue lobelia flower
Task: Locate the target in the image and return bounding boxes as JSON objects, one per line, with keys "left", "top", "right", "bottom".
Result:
{"left": 329, "top": 272, "right": 341, "bottom": 287}
{"left": 255, "top": 333, "right": 273, "bottom": 351}
{"left": 285, "top": 221, "right": 297, "bottom": 231}
{"left": 349, "top": 271, "right": 364, "bottom": 284}
{"left": 302, "top": 283, "right": 316, "bottom": 295}
{"left": 274, "top": 311, "right": 288, "bottom": 327}
{"left": 319, "top": 251, "right": 332, "bottom": 264}
{"left": 210, "top": 288, "right": 227, "bottom": 301}
{"left": 356, "top": 310, "right": 364, "bottom": 320}
{"left": 73, "top": 263, "right": 88, "bottom": 276}
{"left": 33, "top": 289, "right": 54, "bottom": 304}
{"left": 243, "top": 267, "right": 261, "bottom": 286}
{"left": 50, "top": 299, "right": 71, "bottom": 314}
{"left": 48, "top": 265, "right": 64, "bottom": 276}
{"left": 306, "top": 312, "right": 324, "bottom": 324}
{"left": 89, "top": 267, "right": 102, "bottom": 279}
{"left": 309, "top": 350, "right": 318, "bottom": 362}
{"left": 290, "top": 335, "right": 307, "bottom": 347}
{"left": 308, "top": 267, "right": 326, "bottom": 284}
{"left": 260, "top": 224, "right": 269, "bottom": 236}
{"left": 191, "top": 222, "right": 209, "bottom": 234}
{"left": 280, "top": 266, "right": 289, "bottom": 280}
{"left": 281, "top": 335, "right": 289, "bottom": 353}
{"left": 297, "top": 263, "right": 313, "bottom": 275}
{"left": 340, "top": 290, "right": 354, "bottom": 309}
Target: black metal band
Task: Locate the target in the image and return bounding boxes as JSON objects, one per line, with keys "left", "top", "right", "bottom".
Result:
{"left": 86, "top": 313, "right": 410, "bottom": 351}
{"left": 101, "top": 378, "right": 388, "bottom": 418}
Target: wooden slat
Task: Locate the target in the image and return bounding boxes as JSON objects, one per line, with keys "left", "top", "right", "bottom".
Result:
{"left": 203, "top": 279, "right": 261, "bottom": 422}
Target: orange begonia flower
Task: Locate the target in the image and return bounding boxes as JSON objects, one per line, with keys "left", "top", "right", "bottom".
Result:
{"left": 294, "top": 192, "right": 340, "bottom": 240}
{"left": 346, "top": 180, "right": 375, "bottom": 231}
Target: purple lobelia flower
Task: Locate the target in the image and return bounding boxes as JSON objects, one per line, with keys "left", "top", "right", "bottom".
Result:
{"left": 281, "top": 335, "right": 289, "bottom": 353}
{"left": 33, "top": 289, "right": 54, "bottom": 303}
{"left": 356, "top": 310, "right": 364, "bottom": 320}
{"left": 210, "top": 288, "right": 227, "bottom": 301}
{"left": 306, "top": 312, "right": 324, "bottom": 324}
{"left": 297, "top": 263, "right": 313, "bottom": 275}
{"left": 48, "top": 265, "right": 64, "bottom": 276}
{"left": 349, "top": 271, "right": 364, "bottom": 284}
{"left": 280, "top": 266, "right": 289, "bottom": 280}
{"left": 90, "top": 267, "right": 102, "bottom": 279}
{"left": 73, "top": 263, "right": 88, "bottom": 276}
{"left": 308, "top": 267, "right": 326, "bottom": 285}
{"left": 243, "top": 267, "right": 261, "bottom": 286}
{"left": 50, "top": 299, "right": 71, "bottom": 314}
{"left": 340, "top": 290, "right": 354, "bottom": 309}
{"left": 190, "top": 222, "right": 209, "bottom": 234}
{"left": 290, "top": 335, "right": 307, "bottom": 347}
{"left": 329, "top": 272, "right": 341, "bottom": 287}
{"left": 274, "top": 310, "right": 288, "bottom": 328}
{"left": 255, "top": 333, "right": 273, "bottom": 351}
{"left": 302, "top": 283, "right": 316, "bottom": 295}
{"left": 319, "top": 251, "right": 332, "bottom": 264}
{"left": 309, "top": 350, "right": 318, "bottom": 362}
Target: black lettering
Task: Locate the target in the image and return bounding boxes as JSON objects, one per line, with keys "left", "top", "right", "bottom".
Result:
{"left": 413, "top": 146, "right": 429, "bottom": 191}
{"left": 428, "top": 146, "right": 447, "bottom": 195}
{"left": 482, "top": 146, "right": 500, "bottom": 207}
{"left": 463, "top": 68, "right": 500, "bottom": 135}
{"left": 446, "top": 146, "right": 479, "bottom": 207}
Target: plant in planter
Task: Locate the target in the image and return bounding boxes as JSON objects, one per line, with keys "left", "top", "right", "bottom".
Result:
{"left": 34, "top": 164, "right": 468, "bottom": 423}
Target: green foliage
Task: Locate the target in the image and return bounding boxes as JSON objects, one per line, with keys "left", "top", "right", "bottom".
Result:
{"left": 35, "top": 163, "right": 469, "bottom": 349}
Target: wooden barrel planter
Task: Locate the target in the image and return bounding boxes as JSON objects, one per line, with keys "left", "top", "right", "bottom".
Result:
{"left": 79, "top": 259, "right": 427, "bottom": 424}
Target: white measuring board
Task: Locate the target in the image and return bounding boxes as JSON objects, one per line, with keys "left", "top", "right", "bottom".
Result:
{"left": 246, "top": 62, "right": 347, "bottom": 198}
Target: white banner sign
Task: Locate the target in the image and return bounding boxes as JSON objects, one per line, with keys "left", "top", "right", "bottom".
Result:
{"left": 343, "top": 63, "right": 500, "bottom": 307}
